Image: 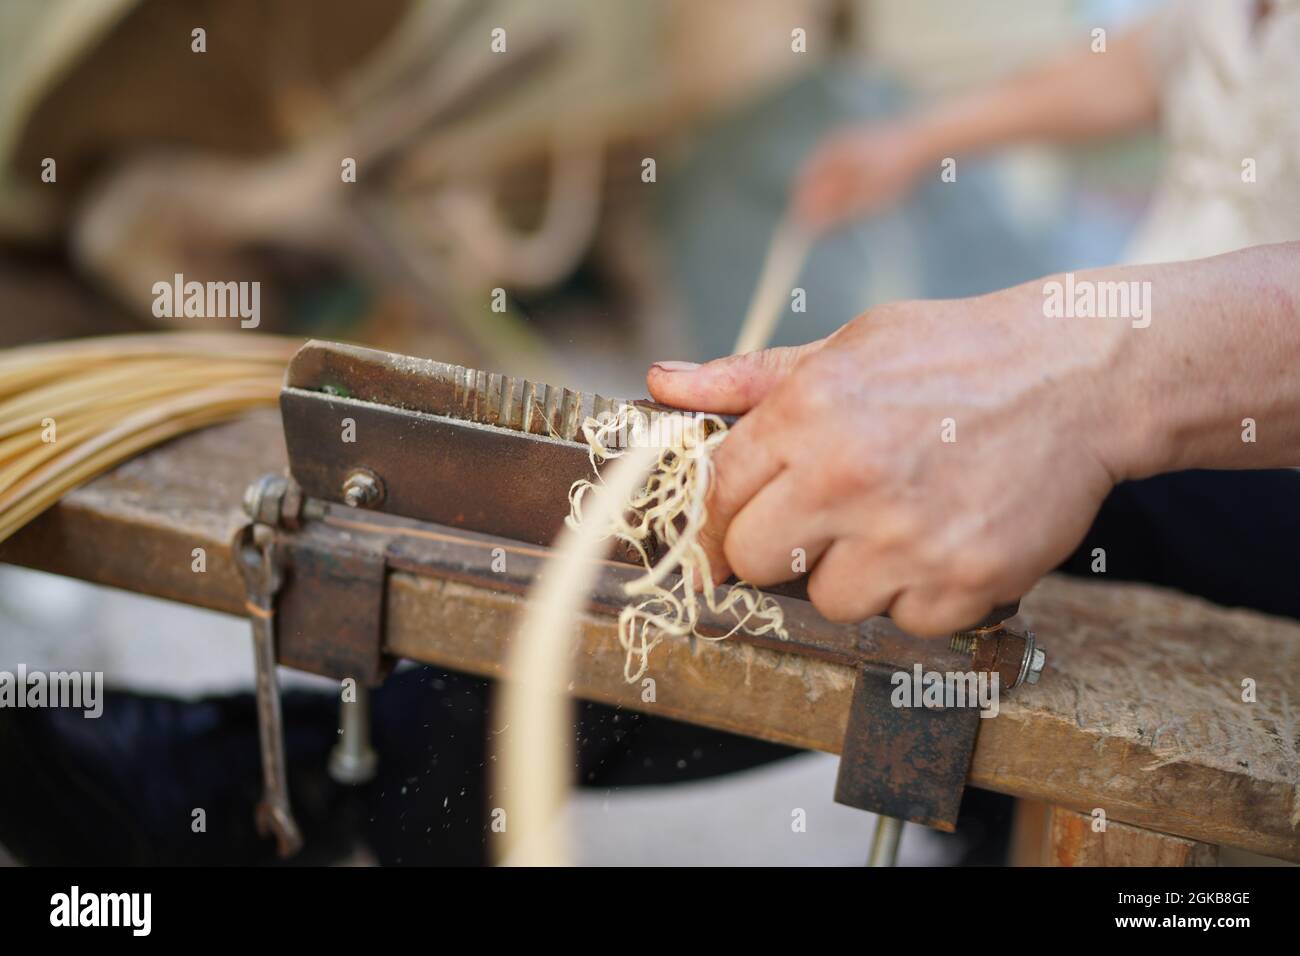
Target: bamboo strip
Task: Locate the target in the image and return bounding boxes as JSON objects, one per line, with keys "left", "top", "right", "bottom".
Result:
{"left": 0, "top": 333, "right": 294, "bottom": 545}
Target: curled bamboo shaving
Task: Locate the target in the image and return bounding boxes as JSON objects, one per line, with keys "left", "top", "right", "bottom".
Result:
{"left": 568, "top": 404, "right": 788, "bottom": 683}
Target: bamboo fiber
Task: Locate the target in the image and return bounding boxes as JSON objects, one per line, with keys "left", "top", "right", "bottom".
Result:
{"left": 0, "top": 332, "right": 295, "bottom": 544}
{"left": 732, "top": 219, "right": 812, "bottom": 355}
{"left": 496, "top": 220, "right": 808, "bottom": 865}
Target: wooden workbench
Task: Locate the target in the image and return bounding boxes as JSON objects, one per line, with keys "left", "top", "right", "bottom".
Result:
{"left": 2, "top": 409, "right": 1298, "bottom": 862}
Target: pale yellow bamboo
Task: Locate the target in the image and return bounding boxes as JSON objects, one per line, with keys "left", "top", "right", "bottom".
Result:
{"left": 496, "top": 442, "right": 659, "bottom": 867}
{"left": 497, "top": 218, "right": 809, "bottom": 866}
{"left": 732, "top": 219, "right": 812, "bottom": 355}
{"left": 0, "top": 333, "right": 293, "bottom": 545}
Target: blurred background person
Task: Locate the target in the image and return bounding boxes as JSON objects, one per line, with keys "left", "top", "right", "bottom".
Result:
{"left": 794, "top": 0, "right": 1299, "bottom": 263}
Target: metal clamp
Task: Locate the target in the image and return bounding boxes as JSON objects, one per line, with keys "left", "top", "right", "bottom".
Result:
{"left": 236, "top": 473, "right": 392, "bottom": 852}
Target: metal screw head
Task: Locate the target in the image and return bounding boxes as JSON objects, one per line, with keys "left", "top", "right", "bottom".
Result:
{"left": 341, "top": 470, "right": 383, "bottom": 509}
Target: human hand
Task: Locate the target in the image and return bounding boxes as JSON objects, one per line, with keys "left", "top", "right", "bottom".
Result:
{"left": 647, "top": 283, "right": 1136, "bottom": 636}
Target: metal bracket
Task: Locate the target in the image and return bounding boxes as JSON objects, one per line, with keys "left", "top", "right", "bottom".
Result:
{"left": 234, "top": 473, "right": 396, "bottom": 856}
{"left": 834, "top": 663, "right": 983, "bottom": 830}
{"left": 833, "top": 617, "right": 1044, "bottom": 864}
{"left": 242, "top": 473, "right": 395, "bottom": 684}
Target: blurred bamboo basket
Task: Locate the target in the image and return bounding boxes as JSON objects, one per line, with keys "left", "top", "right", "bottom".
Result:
{"left": 0, "top": 333, "right": 295, "bottom": 544}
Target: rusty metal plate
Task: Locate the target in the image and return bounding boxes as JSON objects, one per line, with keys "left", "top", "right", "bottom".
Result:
{"left": 275, "top": 528, "right": 392, "bottom": 684}
{"left": 833, "top": 663, "right": 981, "bottom": 830}
{"left": 281, "top": 388, "right": 596, "bottom": 548}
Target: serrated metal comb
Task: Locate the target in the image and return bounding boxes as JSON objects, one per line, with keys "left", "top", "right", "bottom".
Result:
{"left": 279, "top": 340, "right": 638, "bottom": 548}
{"left": 285, "top": 339, "right": 623, "bottom": 443}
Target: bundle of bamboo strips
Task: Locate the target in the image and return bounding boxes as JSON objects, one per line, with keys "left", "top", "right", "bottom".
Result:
{"left": 0, "top": 332, "right": 296, "bottom": 545}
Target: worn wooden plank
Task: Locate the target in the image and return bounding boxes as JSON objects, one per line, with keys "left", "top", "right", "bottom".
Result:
{"left": 0, "top": 411, "right": 277, "bottom": 617}
{"left": 2, "top": 410, "right": 1298, "bottom": 861}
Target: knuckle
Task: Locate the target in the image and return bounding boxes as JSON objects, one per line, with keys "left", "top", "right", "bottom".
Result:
{"left": 788, "top": 376, "right": 835, "bottom": 420}
{"left": 825, "top": 450, "right": 889, "bottom": 505}
{"left": 949, "top": 544, "right": 1011, "bottom": 593}
{"left": 893, "top": 589, "right": 994, "bottom": 638}
{"left": 883, "top": 505, "right": 924, "bottom": 546}
{"left": 807, "top": 569, "right": 872, "bottom": 624}
{"left": 722, "top": 534, "right": 763, "bottom": 584}
{"left": 889, "top": 592, "right": 948, "bottom": 638}
{"left": 809, "top": 587, "right": 862, "bottom": 625}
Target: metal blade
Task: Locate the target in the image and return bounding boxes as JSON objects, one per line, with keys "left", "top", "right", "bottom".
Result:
{"left": 285, "top": 340, "right": 617, "bottom": 443}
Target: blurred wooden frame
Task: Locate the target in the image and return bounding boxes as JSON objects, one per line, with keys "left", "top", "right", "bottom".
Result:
{"left": 2, "top": 0, "right": 839, "bottom": 346}
{"left": 1012, "top": 802, "right": 1220, "bottom": 867}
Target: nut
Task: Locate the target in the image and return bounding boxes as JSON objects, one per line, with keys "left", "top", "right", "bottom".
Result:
{"left": 243, "top": 473, "right": 288, "bottom": 525}
{"left": 951, "top": 627, "right": 1047, "bottom": 689}
{"left": 341, "top": 470, "right": 383, "bottom": 509}
{"left": 1025, "top": 646, "right": 1047, "bottom": 684}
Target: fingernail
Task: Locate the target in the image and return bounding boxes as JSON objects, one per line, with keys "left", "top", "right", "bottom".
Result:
{"left": 651, "top": 360, "right": 700, "bottom": 373}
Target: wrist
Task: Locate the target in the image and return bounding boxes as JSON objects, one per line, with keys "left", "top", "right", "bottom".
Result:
{"left": 1019, "top": 270, "right": 1166, "bottom": 484}
{"left": 1105, "top": 246, "right": 1300, "bottom": 477}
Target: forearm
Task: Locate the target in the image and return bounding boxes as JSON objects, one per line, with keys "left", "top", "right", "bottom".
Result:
{"left": 1084, "top": 242, "right": 1300, "bottom": 478}
{"left": 903, "top": 20, "right": 1162, "bottom": 163}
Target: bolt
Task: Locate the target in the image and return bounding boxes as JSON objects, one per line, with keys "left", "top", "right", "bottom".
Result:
{"left": 341, "top": 470, "right": 382, "bottom": 509}
{"left": 949, "top": 633, "right": 978, "bottom": 656}
{"left": 329, "top": 684, "right": 378, "bottom": 785}
{"left": 949, "top": 628, "right": 1046, "bottom": 689}
{"left": 867, "top": 815, "right": 904, "bottom": 867}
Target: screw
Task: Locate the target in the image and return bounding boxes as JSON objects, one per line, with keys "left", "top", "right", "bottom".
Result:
{"left": 949, "top": 632, "right": 979, "bottom": 656}
{"left": 341, "top": 470, "right": 382, "bottom": 509}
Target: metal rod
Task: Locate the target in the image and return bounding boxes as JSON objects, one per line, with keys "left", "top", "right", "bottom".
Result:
{"left": 867, "top": 815, "right": 904, "bottom": 867}
{"left": 329, "top": 683, "right": 379, "bottom": 785}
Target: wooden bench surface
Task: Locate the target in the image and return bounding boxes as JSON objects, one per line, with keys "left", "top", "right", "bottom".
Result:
{"left": 2, "top": 409, "right": 1297, "bottom": 861}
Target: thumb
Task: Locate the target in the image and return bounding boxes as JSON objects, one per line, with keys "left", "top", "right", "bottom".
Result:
{"left": 646, "top": 341, "right": 825, "bottom": 414}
